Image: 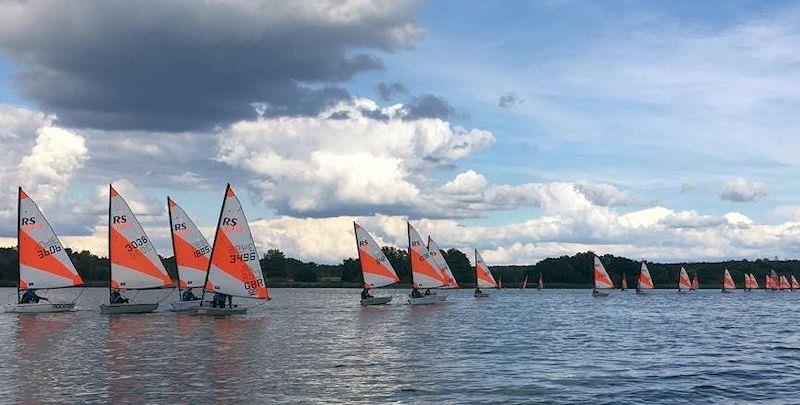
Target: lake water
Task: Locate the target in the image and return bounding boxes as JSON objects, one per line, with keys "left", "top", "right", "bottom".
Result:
{"left": 0, "top": 287, "right": 798, "bottom": 404}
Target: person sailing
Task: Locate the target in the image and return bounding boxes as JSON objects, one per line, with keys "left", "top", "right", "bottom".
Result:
{"left": 474, "top": 287, "right": 483, "bottom": 295}
{"left": 360, "top": 287, "right": 373, "bottom": 300}
{"left": 182, "top": 288, "right": 199, "bottom": 301}
{"left": 19, "top": 289, "right": 49, "bottom": 304}
{"left": 109, "top": 289, "right": 129, "bottom": 304}
{"left": 411, "top": 287, "right": 422, "bottom": 298}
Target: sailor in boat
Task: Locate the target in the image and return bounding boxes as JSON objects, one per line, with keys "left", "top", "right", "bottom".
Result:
{"left": 424, "top": 288, "right": 432, "bottom": 296}
{"left": 411, "top": 287, "right": 423, "bottom": 298}
{"left": 474, "top": 287, "right": 483, "bottom": 295}
{"left": 110, "top": 289, "right": 130, "bottom": 304}
{"left": 182, "top": 288, "right": 200, "bottom": 301}
{"left": 360, "top": 287, "right": 374, "bottom": 300}
{"left": 19, "top": 289, "right": 49, "bottom": 304}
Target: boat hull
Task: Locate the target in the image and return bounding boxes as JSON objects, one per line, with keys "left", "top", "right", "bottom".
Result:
{"left": 170, "top": 300, "right": 203, "bottom": 312}
{"left": 474, "top": 291, "right": 490, "bottom": 298}
{"left": 187, "top": 306, "right": 247, "bottom": 316}
{"left": 6, "top": 302, "right": 76, "bottom": 313}
{"left": 408, "top": 295, "right": 439, "bottom": 305}
{"left": 360, "top": 296, "right": 392, "bottom": 306}
{"left": 592, "top": 290, "right": 609, "bottom": 297}
{"left": 100, "top": 303, "right": 159, "bottom": 315}
{"left": 436, "top": 295, "right": 448, "bottom": 302}
{"left": 721, "top": 290, "right": 732, "bottom": 294}
{"left": 635, "top": 290, "right": 648, "bottom": 295}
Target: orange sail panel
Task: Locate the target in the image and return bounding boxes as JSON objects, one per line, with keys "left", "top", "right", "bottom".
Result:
{"left": 205, "top": 185, "right": 268, "bottom": 299}
{"left": 722, "top": 269, "right": 736, "bottom": 290}
{"left": 475, "top": 249, "right": 497, "bottom": 288}
{"left": 18, "top": 188, "right": 84, "bottom": 289}
{"left": 354, "top": 222, "right": 400, "bottom": 289}
{"left": 109, "top": 186, "right": 172, "bottom": 289}
{"left": 407, "top": 223, "right": 445, "bottom": 289}
{"left": 168, "top": 198, "right": 210, "bottom": 289}
{"left": 638, "top": 262, "right": 654, "bottom": 289}
{"left": 678, "top": 267, "right": 692, "bottom": 291}
{"left": 593, "top": 256, "right": 614, "bottom": 289}
{"left": 428, "top": 236, "right": 458, "bottom": 288}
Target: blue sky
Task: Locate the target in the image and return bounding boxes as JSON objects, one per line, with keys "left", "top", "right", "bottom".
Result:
{"left": 1, "top": 1, "right": 800, "bottom": 264}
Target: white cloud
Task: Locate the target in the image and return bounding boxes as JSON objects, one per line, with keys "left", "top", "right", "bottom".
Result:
{"left": 719, "top": 177, "right": 767, "bottom": 202}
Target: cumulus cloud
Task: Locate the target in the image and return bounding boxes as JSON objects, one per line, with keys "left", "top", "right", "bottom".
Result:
{"left": 375, "top": 82, "right": 408, "bottom": 101}
{"left": 0, "top": 0, "right": 423, "bottom": 131}
{"left": 401, "top": 94, "right": 455, "bottom": 120}
{"left": 719, "top": 177, "right": 767, "bottom": 202}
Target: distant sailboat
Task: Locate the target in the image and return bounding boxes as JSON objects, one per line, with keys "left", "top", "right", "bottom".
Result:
{"left": 167, "top": 197, "right": 210, "bottom": 311}
{"left": 766, "top": 274, "right": 773, "bottom": 290}
{"left": 770, "top": 270, "right": 779, "bottom": 291}
{"left": 354, "top": 222, "right": 400, "bottom": 305}
{"left": 427, "top": 236, "right": 458, "bottom": 289}
{"left": 521, "top": 274, "right": 528, "bottom": 290}
{"left": 101, "top": 185, "right": 174, "bottom": 315}
{"left": 636, "top": 262, "right": 654, "bottom": 294}
{"left": 189, "top": 184, "right": 269, "bottom": 315}
{"left": 9, "top": 188, "right": 85, "bottom": 313}
{"left": 474, "top": 249, "right": 497, "bottom": 298}
{"left": 537, "top": 273, "right": 544, "bottom": 290}
{"left": 743, "top": 273, "right": 753, "bottom": 292}
{"left": 691, "top": 274, "right": 699, "bottom": 290}
{"left": 779, "top": 275, "right": 790, "bottom": 291}
{"left": 621, "top": 274, "right": 628, "bottom": 291}
{"left": 750, "top": 273, "right": 759, "bottom": 290}
{"left": 678, "top": 267, "right": 692, "bottom": 293}
{"left": 497, "top": 271, "right": 503, "bottom": 290}
{"left": 791, "top": 275, "right": 799, "bottom": 291}
{"left": 721, "top": 269, "right": 735, "bottom": 293}
{"left": 407, "top": 223, "right": 445, "bottom": 305}
{"left": 592, "top": 256, "right": 614, "bottom": 297}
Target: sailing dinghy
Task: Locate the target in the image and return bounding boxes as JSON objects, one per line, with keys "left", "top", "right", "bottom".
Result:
{"left": 537, "top": 273, "right": 543, "bottom": 290}
{"left": 791, "top": 275, "right": 799, "bottom": 291}
{"left": 592, "top": 256, "right": 614, "bottom": 297}
{"left": 354, "top": 222, "right": 400, "bottom": 305}
{"left": 189, "top": 184, "right": 269, "bottom": 315}
{"left": 721, "top": 269, "right": 736, "bottom": 293}
{"left": 474, "top": 249, "right": 497, "bottom": 298}
{"left": 101, "top": 185, "right": 174, "bottom": 315}
{"left": 636, "top": 262, "right": 654, "bottom": 294}
{"left": 521, "top": 275, "right": 528, "bottom": 290}
{"left": 779, "top": 275, "right": 791, "bottom": 291}
{"left": 744, "top": 273, "right": 753, "bottom": 291}
{"left": 407, "top": 223, "right": 445, "bottom": 305}
{"left": 167, "top": 197, "right": 210, "bottom": 311}
{"left": 691, "top": 274, "right": 699, "bottom": 290}
{"left": 428, "top": 236, "right": 457, "bottom": 301}
{"left": 8, "top": 188, "right": 85, "bottom": 313}
{"left": 677, "top": 267, "right": 692, "bottom": 293}
{"left": 621, "top": 274, "right": 628, "bottom": 291}
{"left": 751, "top": 273, "right": 759, "bottom": 290}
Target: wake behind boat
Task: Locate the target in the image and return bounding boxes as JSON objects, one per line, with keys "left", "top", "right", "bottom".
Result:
{"left": 189, "top": 184, "right": 270, "bottom": 316}
{"left": 100, "top": 185, "right": 173, "bottom": 315}
{"left": 354, "top": 222, "right": 400, "bottom": 305}
{"left": 7, "top": 188, "right": 85, "bottom": 314}
{"left": 167, "top": 197, "right": 210, "bottom": 311}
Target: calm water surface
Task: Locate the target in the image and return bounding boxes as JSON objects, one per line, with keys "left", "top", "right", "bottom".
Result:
{"left": 0, "top": 287, "right": 798, "bottom": 404}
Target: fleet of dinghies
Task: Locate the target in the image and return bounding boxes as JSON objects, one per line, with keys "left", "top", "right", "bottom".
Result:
{"left": 10, "top": 185, "right": 800, "bottom": 313}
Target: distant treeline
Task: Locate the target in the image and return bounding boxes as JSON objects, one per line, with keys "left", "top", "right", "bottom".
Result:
{"left": 1, "top": 247, "right": 798, "bottom": 288}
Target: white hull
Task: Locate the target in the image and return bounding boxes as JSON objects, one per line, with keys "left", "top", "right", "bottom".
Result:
{"left": 677, "top": 290, "right": 691, "bottom": 294}
{"left": 100, "top": 303, "right": 158, "bottom": 315}
{"left": 592, "top": 290, "right": 609, "bottom": 297}
{"left": 408, "top": 295, "right": 439, "bottom": 305}
{"left": 474, "top": 291, "right": 490, "bottom": 298}
{"left": 170, "top": 300, "right": 203, "bottom": 312}
{"left": 6, "top": 302, "right": 76, "bottom": 313}
{"left": 188, "top": 306, "right": 247, "bottom": 316}
{"left": 360, "top": 296, "right": 392, "bottom": 306}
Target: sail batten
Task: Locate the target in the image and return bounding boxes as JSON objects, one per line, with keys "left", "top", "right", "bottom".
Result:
{"left": 18, "top": 188, "right": 84, "bottom": 289}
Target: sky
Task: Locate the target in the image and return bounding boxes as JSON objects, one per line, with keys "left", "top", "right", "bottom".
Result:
{"left": 2, "top": 0, "right": 800, "bottom": 265}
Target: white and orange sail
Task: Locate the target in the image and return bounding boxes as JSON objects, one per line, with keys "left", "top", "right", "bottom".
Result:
{"left": 722, "top": 269, "right": 736, "bottom": 291}
{"left": 691, "top": 275, "right": 699, "bottom": 290}
{"left": 109, "top": 185, "right": 173, "bottom": 290}
{"left": 18, "top": 188, "right": 84, "bottom": 290}
{"left": 766, "top": 274, "right": 773, "bottom": 290}
{"left": 744, "top": 274, "right": 753, "bottom": 290}
{"left": 521, "top": 275, "right": 528, "bottom": 289}
{"left": 791, "top": 275, "right": 799, "bottom": 290}
{"left": 537, "top": 273, "right": 544, "bottom": 290}
{"left": 203, "top": 184, "right": 268, "bottom": 299}
{"left": 621, "top": 274, "right": 628, "bottom": 290}
{"left": 770, "top": 270, "right": 779, "bottom": 290}
{"left": 593, "top": 256, "right": 614, "bottom": 290}
{"left": 407, "top": 223, "right": 445, "bottom": 289}
{"left": 751, "top": 273, "right": 759, "bottom": 289}
{"left": 168, "top": 197, "right": 210, "bottom": 290}
{"left": 678, "top": 267, "right": 692, "bottom": 291}
{"left": 354, "top": 222, "right": 400, "bottom": 289}
{"left": 475, "top": 249, "right": 498, "bottom": 288}
{"left": 779, "top": 275, "right": 790, "bottom": 290}
{"left": 427, "top": 236, "right": 458, "bottom": 288}
{"left": 638, "top": 262, "right": 654, "bottom": 290}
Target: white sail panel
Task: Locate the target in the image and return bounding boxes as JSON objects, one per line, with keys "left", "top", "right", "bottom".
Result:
{"left": 205, "top": 185, "right": 269, "bottom": 299}
{"left": 354, "top": 223, "right": 399, "bottom": 289}
{"left": 593, "top": 256, "right": 614, "bottom": 289}
{"left": 109, "top": 186, "right": 173, "bottom": 290}
{"left": 475, "top": 249, "right": 497, "bottom": 288}
{"left": 18, "top": 188, "right": 84, "bottom": 289}
{"left": 408, "top": 223, "right": 444, "bottom": 289}
{"left": 428, "top": 236, "right": 458, "bottom": 288}
{"left": 168, "top": 198, "right": 210, "bottom": 289}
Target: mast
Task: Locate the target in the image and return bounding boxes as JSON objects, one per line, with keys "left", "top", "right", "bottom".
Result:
{"left": 407, "top": 222, "right": 413, "bottom": 289}
{"left": 474, "top": 248, "right": 479, "bottom": 288}
{"left": 199, "top": 183, "right": 230, "bottom": 306}
{"left": 353, "top": 222, "right": 366, "bottom": 289}
{"left": 167, "top": 197, "right": 181, "bottom": 301}
{"left": 16, "top": 187, "right": 21, "bottom": 304}
{"left": 107, "top": 184, "right": 112, "bottom": 304}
